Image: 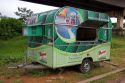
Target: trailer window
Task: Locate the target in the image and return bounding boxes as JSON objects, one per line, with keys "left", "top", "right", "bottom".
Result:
{"left": 28, "top": 36, "right": 43, "bottom": 48}
{"left": 76, "top": 27, "right": 96, "bottom": 41}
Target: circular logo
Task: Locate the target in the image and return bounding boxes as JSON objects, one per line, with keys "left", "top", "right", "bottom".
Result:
{"left": 55, "top": 7, "right": 81, "bottom": 43}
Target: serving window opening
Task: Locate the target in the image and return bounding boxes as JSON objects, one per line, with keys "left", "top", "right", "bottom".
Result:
{"left": 76, "top": 27, "right": 97, "bottom": 41}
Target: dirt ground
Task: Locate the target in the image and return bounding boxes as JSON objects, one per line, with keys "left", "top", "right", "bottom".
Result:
{"left": 1, "top": 73, "right": 125, "bottom": 83}
{"left": 0, "top": 75, "right": 65, "bottom": 83}
{"left": 1, "top": 65, "right": 125, "bottom": 83}
{"left": 0, "top": 69, "right": 81, "bottom": 83}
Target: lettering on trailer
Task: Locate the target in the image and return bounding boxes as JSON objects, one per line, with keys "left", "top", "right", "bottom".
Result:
{"left": 98, "top": 49, "right": 107, "bottom": 60}
{"left": 39, "top": 52, "right": 47, "bottom": 59}
{"left": 98, "top": 49, "right": 106, "bottom": 57}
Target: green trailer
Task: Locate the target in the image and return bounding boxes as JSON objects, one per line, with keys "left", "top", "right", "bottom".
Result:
{"left": 23, "top": 6, "right": 112, "bottom": 73}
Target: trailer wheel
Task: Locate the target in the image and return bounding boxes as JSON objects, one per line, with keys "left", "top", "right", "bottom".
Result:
{"left": 79, "top": 59, "right": 93, "bottom": 73}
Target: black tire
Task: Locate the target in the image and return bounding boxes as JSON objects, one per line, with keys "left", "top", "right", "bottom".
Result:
{"left": 79, "top": 59, "right": 93, "bottom": 73}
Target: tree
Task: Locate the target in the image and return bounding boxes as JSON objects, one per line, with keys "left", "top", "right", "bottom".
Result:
{"left": 0, "top": 12, "right": 2, "bottom": 17}
{"left": 15, "top": 7, "right": 33, "bottom": 23}
{"left": 0, "top": 17, "right": 23, "bottom": 40}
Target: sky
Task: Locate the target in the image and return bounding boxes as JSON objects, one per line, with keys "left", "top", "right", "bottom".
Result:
{"left": 0, "top": 0, "right": 124, "bottom": 23}
{"left": 0, "top": 0, "right": 58, "bottom": 18}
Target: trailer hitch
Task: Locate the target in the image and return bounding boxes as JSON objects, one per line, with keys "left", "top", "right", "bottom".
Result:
{"left": 8, "top": 63, "right": 48, "bottom": 70}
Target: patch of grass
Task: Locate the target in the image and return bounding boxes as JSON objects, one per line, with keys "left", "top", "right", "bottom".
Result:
{"left": 111, "top": 35, "right": 125, "bottom": 66}
{"left": 12, "top": 79, "right": 23, "bottom": 83}
{"left": 0, "top": 36, "right": 27, "bottom": 65}
{"left": 91, "top": 70, "right": 125, "bottom": 83}
{"left": 26, "top": 69, "right": 60, "bottom": 77}
{"left": 0, "top": 80, "right": 4, "bottom": 83}
{"left": 90, "top": 35, "right": 125, "bottom": 83}
{"left": 111, "top": 35, "right": 125, "bottom": 48}
{"left": 0, "top": 64, "right": 25, "bottom": 78}
{"left": 0, "top": 35, "right": 125, "bottom": 82}
{"left": 27, "top": 70, "right": 51, "bottom": 77}
{"left": 64, "top": 65, "right": 113, "bottom": 82}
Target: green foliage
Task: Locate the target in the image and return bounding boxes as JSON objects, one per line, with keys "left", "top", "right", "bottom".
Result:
{"left": 0, "top": 17, "right": 23, "bottom": 40}
{"left": 0, "top": 12, "right": 2, "bottom": 17}
{"left": 15, "top": 7, "right": 33, "bottom": 23}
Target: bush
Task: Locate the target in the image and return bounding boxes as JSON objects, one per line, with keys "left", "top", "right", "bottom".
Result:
{"left": 0, "top": 17, "right": 23, "bottom": 40}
